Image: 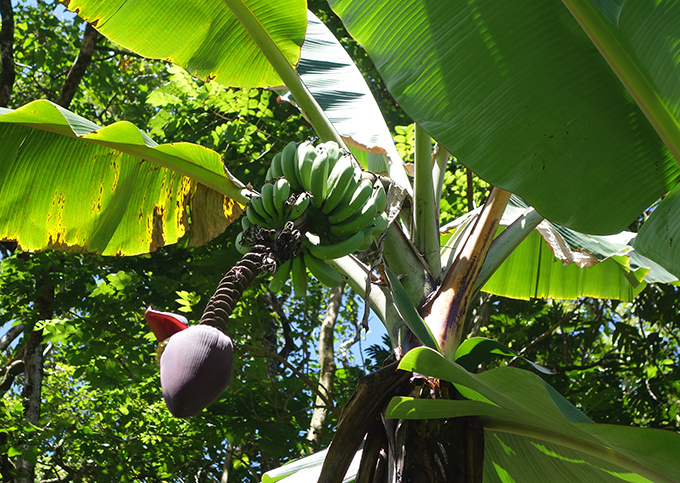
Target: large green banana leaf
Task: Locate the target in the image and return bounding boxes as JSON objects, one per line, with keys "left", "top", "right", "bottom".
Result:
{"left": 0, "top": 101, "right": 249, "bottom": 255}
{"left": 388, "top": 347, "right": 680, "bottom": 483}
{"left": 328, "top": 0, "right": 680, "bottom": 239}
{"left": 62, "top": 0, "right": 307, "bottom": 88}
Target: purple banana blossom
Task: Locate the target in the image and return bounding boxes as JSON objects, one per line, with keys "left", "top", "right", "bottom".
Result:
{"left": 145, "top": 307, "right": 233, "bottom": 418}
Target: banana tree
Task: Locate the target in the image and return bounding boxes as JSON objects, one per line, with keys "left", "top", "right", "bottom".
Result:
{"left": 1, "top": 0, "right": 680, "bottom": 482}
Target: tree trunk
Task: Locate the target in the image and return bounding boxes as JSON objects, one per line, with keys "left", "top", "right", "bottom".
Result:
{"left": 55, "top": 23, "right": 99, "bottom": 108}
{"left": 306, "top": 283, "right": 344, "bottom": 450}
{"left": 0, "top": 0, "right": 15, "bottom": 108}
{"left": 16, "top": 282, "right": 52, "bottom": 483}
{"left": 393, "top": 415, "right": 484, "bottom": 483}
{"left": 15, "top": 331, "right": 44, "bottom": 483}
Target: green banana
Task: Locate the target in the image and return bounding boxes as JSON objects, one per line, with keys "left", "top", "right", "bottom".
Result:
{"left": 322, "top": 155, "right": 356, "bottom": 214}
{"left": 260, "top": 183, "right": 278, "bottom": 222}
{"left": 372, "top": 211, "right": 389, "bottom": 234}
{"left": 235, "top": 231, "right": 250, "bottom": 255}
{"left": 268, "top": 259, "right": 292, "bottom": 293}
{"left": 319, "top": 141, "right": 341, "bottom": 172}
{"left": 361, "top": 212, "right": 389, "bottom": 250}
{"left": 251, "top": 195, "right": 273, "bottom": 226}
{"left": 373, "top": 181, "right": 387, "bottom": 213}
{"left": 328, "top": 178, "right": 374, "bottom": 224}
{"left": 267, "top": 152, "right": 283, "bottom": 180}
{"left": 290, "top": 255, "right": 308, "bottom": 298}
{"left": 303, "top": 249, "right": 343, "bottom": 288}
{"left": 309, "top": 150, "right": 329, "bottom": 208}
{"left": 246, "top": 203, "right": 269, "bottom": 227}
{"left": 288, "top": 192, "right": 311, "bottom": 221}
{"left": 241, "top": 215, "right": 253, "bottom": 231}
{"left": 273, "top": 178, "right": 291, "bottom": 218}
{"left": 281, "top": 141, "right": 302, "bottom": 192}
{"left": 359, "top": 226, "right": 375, "bottom": 251}
{"left": 329, "top": 190, "right": 379, "bottom": 237}
{"left": 303, "top": 229, "right": 365, "bottom": 260}
{"left": 296, "top": 142, "right": 317, "bottom": 191}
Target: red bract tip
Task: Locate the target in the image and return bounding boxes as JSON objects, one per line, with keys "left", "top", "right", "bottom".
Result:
{"left": 144, "top": 306, "right": 189, "bottom": 342}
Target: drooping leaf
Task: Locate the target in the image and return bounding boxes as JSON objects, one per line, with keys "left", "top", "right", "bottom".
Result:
{"left": 329, "top": 0, "right": 680, "bottom": 236}
{"left": 482, "top": 231, "right": 647, "bottom": 302}
{"left": 471, "top": 198, "right": 677, "bottom": 301}
{"left": 388, "top": 347, "right": 680, "bottom": 483}
{"left": 281, "top": 11, "right": 411, "bottom": 191}
{"left": 0, "top": 101, "right": 249, "bottom": 255}
{"left": 62, "top": 0, "right": 307, "bottom": 88}
{"left": 454, "top": 337, "right": 553, "bottom": 375}
{"left": 628, "top": 249, "right": 679, "bottom": 284}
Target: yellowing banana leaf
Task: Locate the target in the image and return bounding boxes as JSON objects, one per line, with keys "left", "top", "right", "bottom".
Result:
{"left": 0, "top": 100, "right": 250, "bottom": 256}
{"left": 329, "top": 0, "right": 680, "bottom": 238}
{"left": 62, "top": 0, "right": 306, "bottom": 88}
{"left": 388, "top": 347, "right": 680, "bottom": 483}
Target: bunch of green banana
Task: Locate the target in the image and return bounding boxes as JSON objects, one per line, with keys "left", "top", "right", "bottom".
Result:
{"left": 244, "top": 140, "right": 391, "bottom": 295}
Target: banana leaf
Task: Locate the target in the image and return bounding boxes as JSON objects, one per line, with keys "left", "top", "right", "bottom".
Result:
{"left": 0, "top": 100, "right": 249, "bottom": 255}
{"left": 279, "top": 11, "right": 411, "bottom": 191}
{"left": 61, "top": 0, "right": 307, "bottom": 88}
{"left": 328, "top": 0, "right": 680, "bottom": 240}
{"left": 388, "top": 347, "right": 680, "bottom": 483}
{"left": 459, "top": 198, "right": 678, "bottom": 302}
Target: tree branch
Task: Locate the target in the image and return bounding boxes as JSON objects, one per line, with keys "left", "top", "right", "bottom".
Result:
{"left": 0, "top": 0, "right": 15, "bottom": 107}
{"left": 0, "top": 323, "right": 23, "bottom": 351}
{"left": 55, "top": 23, "right": 99, "bottom": 108}
{"left": 514, "top": 306, "right": 579, "bottom": 360}
{"left": 552, "top": 355, "right": 617, "bottom": 373}
{"left": 261, "top": 291, "right": 296, "bottom": 360}
{"left": 0, "top": 359, "right": 24, "bottom": 394}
